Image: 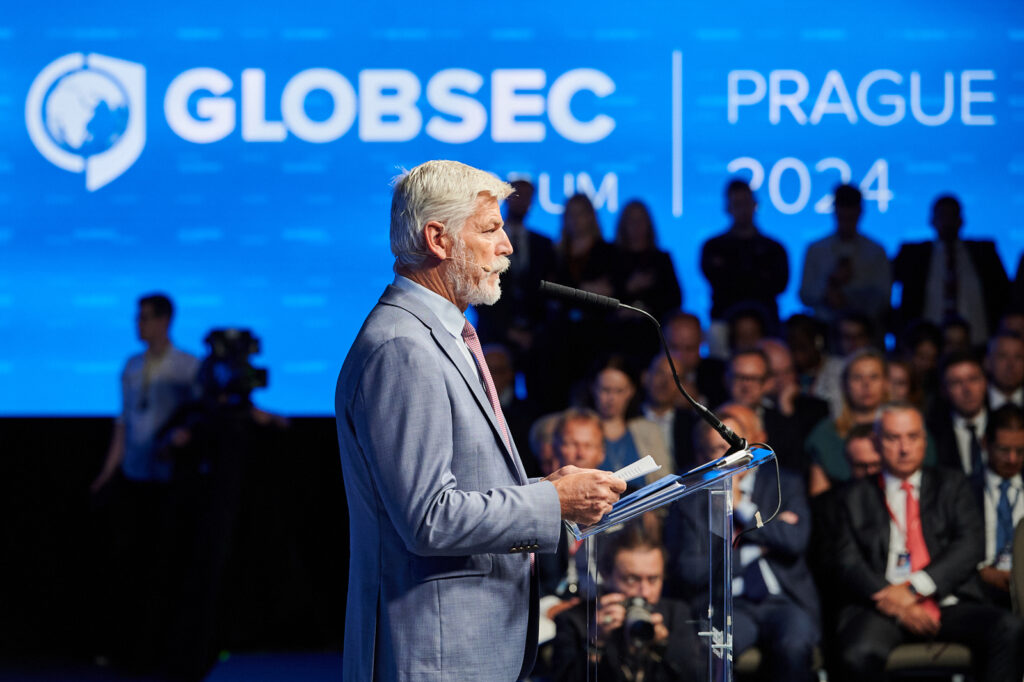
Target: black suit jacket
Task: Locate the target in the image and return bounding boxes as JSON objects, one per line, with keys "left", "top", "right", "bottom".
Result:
{"left": 834, "top": 467, "right": 985, "bottom": 607}
{"left": 892, "top": 240, "right": 1009, "bottom": 336}
{"left": 551, "top": 597, "right": 702, "bottom": 682}
{"left": 926, "top": 403, "right": 990, "bottom": 476}
{"left": 665, "top": 467, "right": 821, "bottom": 623}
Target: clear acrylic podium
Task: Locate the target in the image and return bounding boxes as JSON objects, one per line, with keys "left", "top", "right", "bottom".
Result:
{"left": 567, "top": 446, "right": 776, "bottom": 682}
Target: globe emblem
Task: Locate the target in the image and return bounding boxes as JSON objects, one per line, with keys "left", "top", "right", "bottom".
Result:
{"left": 43, "top": 67, "right": 130, "bottom": 158}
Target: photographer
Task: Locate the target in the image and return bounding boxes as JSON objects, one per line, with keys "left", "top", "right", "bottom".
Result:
{"left": 550, "top": 527, "right": 703, "bottom": 681}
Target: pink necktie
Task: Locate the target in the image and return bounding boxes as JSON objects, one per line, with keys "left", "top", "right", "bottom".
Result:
{"left": 901, "top": 480, "right": 941, "bottom": 622}
{"left": 461, "top": 320, "right": 511, "bottom": 450}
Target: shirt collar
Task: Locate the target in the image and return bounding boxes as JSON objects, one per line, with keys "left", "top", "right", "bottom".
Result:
{"left": 953, "top": 409, "right": 986, "bottom": 433}
{"left": 883, "top": 468, "right": 923, "bottom": 495}
{"left": 393, "top": 275, "right": 467, "bottom": 341}
{"left": 986, "top": 468, "right": 1024, "bottom": 493}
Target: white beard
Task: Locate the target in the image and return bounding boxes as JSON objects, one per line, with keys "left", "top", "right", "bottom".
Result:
{"left": 450, "top": 240, "right": 508, "bottom": 307}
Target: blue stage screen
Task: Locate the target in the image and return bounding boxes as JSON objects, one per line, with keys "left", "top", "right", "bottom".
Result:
{"left": 2, "top": 1, "right": 1022, "bottom": 415}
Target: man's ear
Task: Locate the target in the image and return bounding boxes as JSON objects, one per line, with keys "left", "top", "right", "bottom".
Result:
{"left": 422, "top": 220, "right": 451, "bottom": 261}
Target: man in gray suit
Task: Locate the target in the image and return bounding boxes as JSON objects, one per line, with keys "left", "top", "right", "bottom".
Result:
{"left": 335, "top": 160, "right": 626, "bottom": 681}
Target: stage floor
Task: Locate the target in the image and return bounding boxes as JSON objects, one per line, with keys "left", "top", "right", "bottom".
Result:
{"left": 0, "top": 651, "right": 343, "bottom": 681}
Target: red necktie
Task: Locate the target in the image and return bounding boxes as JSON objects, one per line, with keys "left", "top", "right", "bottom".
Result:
{"left": 461, "top": 320, "right": 510, "bottom": 450}
{"left": 901, "top": 480, "right": 942, "bottom": 622}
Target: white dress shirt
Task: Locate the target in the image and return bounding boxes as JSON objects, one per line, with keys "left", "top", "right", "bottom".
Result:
{"left": 732, "top": 470, "right": 782, "bottom": 598}
{"left": 989, "top": 385, "right": 1024, "bottom": 411}
{"left": 982, "top": 469, "right": 1024, "bottom": 565}
{"left": 882, "top": 470, "right": 958, "bottom": 605}
{"left": 923, "top": 240, "right": 987, "bottom": 345}
{"left": 393, "top": 275, "right": 480, "bottom": 383}
{"left": 952, "top": 410, "right": 987, "bottom": 475}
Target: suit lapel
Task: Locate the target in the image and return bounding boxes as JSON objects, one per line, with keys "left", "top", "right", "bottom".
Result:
{"left": 378, "top": 285, "right": 526, "bottom": 484}
{"left": 870, "top": 475, "right": 891, "bottom": 568}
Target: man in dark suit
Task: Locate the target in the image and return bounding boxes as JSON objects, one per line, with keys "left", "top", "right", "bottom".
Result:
{"left": 665, "top": 404, "right": 820, "bottom": 681}
{"left": 892, "top": 194, "right": 1010, "bottom": 343}
{"left": 972, "top": 405, "right": 1024, "bottom": 610}
{"left": 759, "top": 337, "right": 831, "bottom": 442}
{"left": 927, "top": 351, "right": 989, "bottom": 476}
{"left": 832, "top": 403, "right": 1024, "bottom": 682}
{"left": 663, "top": 311, "right": 729, "bottom": 409}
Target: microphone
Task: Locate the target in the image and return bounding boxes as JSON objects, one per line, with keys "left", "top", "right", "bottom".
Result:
{"left": 538, "top": 280, "right": 620, "bottom": 310}
{"left": 447, "top": 256, "right": 493, "bottom": 273}
{"left": 538, "top": 280, "right": 748, "bottom": 454}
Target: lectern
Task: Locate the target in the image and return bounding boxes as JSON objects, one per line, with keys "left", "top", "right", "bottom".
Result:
{"left": 566, "top": 446, "right": 777, "bottom": 681}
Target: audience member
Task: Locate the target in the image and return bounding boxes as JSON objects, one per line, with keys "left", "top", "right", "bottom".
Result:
{"left": 701, "top": 179, "right": 789, "bottom": 356}
{"left": 942, "top": 315, "right": 974, "bottom": 356}
{"left": 832, "top": 310, "right": 875, "bottom": 357}
{"left": 662, "top": 311, "right": 728, "bottom": 408}
{"left": 892, "top": 194, "right": 1010, "bottom": 345}
{"left": 807, "top": 350, "right": 901, "bottom": 495}
{"left": 611, "top": 199, "right": 683, "bottom": 321}
{"left": 886, "top": 358, "right": 924, "bottom": 411}
{"left": 758, "top": 338, "right": 831, "bottom": 440}
{"left": 610, "top": 200, "right": 684, "bottom": 363}
{"left": 975, "top": 405, "right": 1024, "bottom": 610}
{"left": 986, "top": 331, "right": 1024, "bottom": 409}
{"left": 528, "top": 412, "right": 564, "bottom": 477}
{"left": 545, "top": 193, "right": 619, "bottom": 408}
{"left": 725, "top": 348, "right": 806, "bottom": 476}
{"left": 725, "top": 303, "right": 771, "bottom": 354}
{"left": 799, "top": 184, "right": 890, "bottom": 331}
{"left": 666, "top": 404, "right": 820, "bottom": 681}
{"left": 589, "top": 357, "right": 671, "bottom": 485}
{"left": 786, "top": 314, "right": 845, "bottom": 418}
{"left": 929, "top": 351, "right": 989, "bottom": 477}
{"left": 90, "top": 293, "right": 200, "bottom": 672}
{"left": 832, "top": 403, "right": 1024, "bottom": 682}
{"left": 640, "top": 353, "right": 698, "bottom": 472}
{"left": 551, "top": 527, "right": 703, "bottom": 682}
{"left": 899, "top": 319, "right": 943, "bottom": 405}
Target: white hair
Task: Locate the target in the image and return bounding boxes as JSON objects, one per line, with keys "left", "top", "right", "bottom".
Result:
{"left": 390, "top": 160, "right": 512, "bottom": 270}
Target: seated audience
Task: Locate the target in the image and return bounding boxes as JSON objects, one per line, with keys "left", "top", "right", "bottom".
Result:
{"left": 758, "top": 338, "right": 831, "bottom": 442}
{"left": 807, "top": 349, "right": 892, "bottom": 495}
{"left": 665, "top": 404, "right": 820, "bottom": 681}
{"left": 886, "top": 357, "right": 924, "bottom": 411}
{"left": 832, "top": 403, "right": 1024, "bottom": 682}
{"left": 986, "top": 331, "right": 1024, "bottom": 410}
{"left": 640, "top": 353, "right": 699, "bottom": 472}
{"left": 662, "top": 311, "right": 728, "bottom": 408}
{"left": 942, "top": 315, "right": 974, "bottom": 356}
{"left": 786, "top": 314, "right": 845, "bottom": 418}
{"left": 832, "top": 310, "right": 875, "bottom": 357}
{"left": 974, "top": 405, "right": 1024, "bottom": 610}
{"left": 725, "top": 348, "right": 806, "bottom": 476}
{"left": 928, "top": 351, "right": 990, "bottom": 477}
{"left": 551, "top": 527, "right": 703, "bottom": 681}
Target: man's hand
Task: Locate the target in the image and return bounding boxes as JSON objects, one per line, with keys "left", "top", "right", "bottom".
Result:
{"left": 872, "top": 582, "right": 918, "bottom": 617}
{"left": 650, "top": 611, "right": 669, "bottom": 645}
{"left": 896, "top": 603, "right": 940, "bottom": 637}
{"left": 544, "top": 465, "right": 583, "bottom": 484}
{"left": 551, "top": 470, "right": 626, "bottom": 525}
{"left": 596, "top": 592, "right": 627, "bottom": 643}
{"left": 979, "top": 565, "right": 1011, "bottom": 593}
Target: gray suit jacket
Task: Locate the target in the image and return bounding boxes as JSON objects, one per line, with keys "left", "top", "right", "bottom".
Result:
{"left": 335, "top": 284, "right": 562, "bottom": 681}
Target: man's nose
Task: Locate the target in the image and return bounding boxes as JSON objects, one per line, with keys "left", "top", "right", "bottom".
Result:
{"left": 497, "top": 227, "right": 513, "bottom": 256}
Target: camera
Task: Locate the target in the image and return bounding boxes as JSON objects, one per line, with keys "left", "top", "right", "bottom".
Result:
{"left": 623, "top": 597, "right": 655, "bottom": 646}
{"left": 198, "top": 328, "right": 268, "bottom": 405}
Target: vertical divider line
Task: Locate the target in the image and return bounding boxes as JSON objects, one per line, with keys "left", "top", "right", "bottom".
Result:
{"left": 672, "top": 50, "right": 683, "bottom": 217}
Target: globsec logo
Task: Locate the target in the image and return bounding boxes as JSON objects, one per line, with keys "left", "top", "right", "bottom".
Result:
{"left": 26, "top": 53, "right": 146, "bottom": 191}
{"left": 27, "top": 53, "right": 617, "bottom": 192}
